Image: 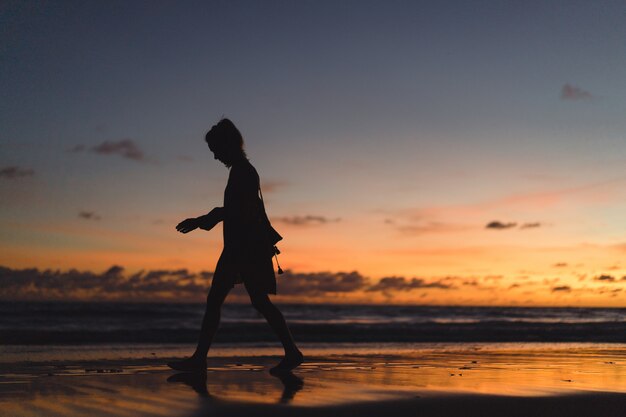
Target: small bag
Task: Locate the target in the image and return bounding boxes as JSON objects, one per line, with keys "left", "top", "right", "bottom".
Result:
{"left": 259, "top": 186, "right": 284, "bottom": 274}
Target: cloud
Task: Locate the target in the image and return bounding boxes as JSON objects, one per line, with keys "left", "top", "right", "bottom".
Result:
{"left": 484, "top": 275, "right": 503, "bottom": 281}
{"left": 613, "top": 243, "right": 626, "bottom": 253}
{"left": 274, "top": 215, "right": 341, "bottom": 226}
{"left": 485, "top": 221, "right": 517, "bottom": 230}
{"left": 0, "top": 166, "right": 34, "bottom": 179}
{"left": 561, "top": 83, "right": 592, "bottom": 101}
{"left": 277, "top": 270, "right": 368, "bottom": 295}
{"left": 367, "top": 276, "right": 453, "bottom": 292}
{"left": 396, "top": 222, "right": 470, "bottom": 235}
{"left": 391, "top": 175, "right": 626, "bottom": 231}
{"left": 261, "top": 180, "right": 288, "bottom": 193}
{"left": 590, "top": 286, "right": 624, "bottom": 296}
{"left": 10, "top": 264, "right": 618, "bottom": 303}
{"left": 0, "top": 265, "right": 211, "bottom": 301}
{"left": 595, "top": 274, "right": 616, "bottom": 282}
{"left": 553, "top": 262, "right": 568, "bottom": 268}
{"left": 71, "top": 139, "right": 144, "bottom": 161}
{"left": 484, "top": 221, "right": 542, "bottom": 230}
{"left": 0, "top": 265, "right": 461, "bottom": 301}
{"left": 69, "top": 144, "right": 86, "bottom": 152}
{"left": 78, "top": 211, "right": 101, "bottom": 221}
{"left": 0, "top": 266, "right": 373, "bottom": 300}
{"left": 92, "top": 139, "right": 144, "bottom": 160}
{"left": 520, "top": 222, "right": 542, "bottom": 229}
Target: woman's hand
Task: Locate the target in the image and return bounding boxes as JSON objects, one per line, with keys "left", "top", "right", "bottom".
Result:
{"left": 176, "top": 217, "right": 200, "bottom": 234}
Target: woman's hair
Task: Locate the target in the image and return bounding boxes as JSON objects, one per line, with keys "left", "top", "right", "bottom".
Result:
{"left": 205, "top": 118, "right": 246, "bottom": 159}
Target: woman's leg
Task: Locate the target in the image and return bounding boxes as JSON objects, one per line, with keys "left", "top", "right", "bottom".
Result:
{"left": 167, "top": 272, "right": 231, "bottom": 372}
{"left": 247, "top": 285, "right": 303, "bottom": 371}
{"left": 193, "top": 280, "right": 232, "bottom": 359}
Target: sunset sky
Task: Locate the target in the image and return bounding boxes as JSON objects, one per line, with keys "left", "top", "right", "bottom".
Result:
{"left": 1, "top": 1, "right": 626, "bottom": 305}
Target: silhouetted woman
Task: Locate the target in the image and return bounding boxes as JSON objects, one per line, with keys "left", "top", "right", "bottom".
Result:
{"left": 168, "top": 119, "right": 303, "bottom": 373}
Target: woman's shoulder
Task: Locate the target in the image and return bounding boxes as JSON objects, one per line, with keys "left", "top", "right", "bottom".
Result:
{"left": 230, "top": 159, "right": 259, "bottom": 184}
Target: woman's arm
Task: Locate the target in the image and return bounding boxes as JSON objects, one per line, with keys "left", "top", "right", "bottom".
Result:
{"left": 176, "top": 207, "right": 224, "bottom": 233}
{"left": 198, "top": 207, "right": 224, "bottom": 230}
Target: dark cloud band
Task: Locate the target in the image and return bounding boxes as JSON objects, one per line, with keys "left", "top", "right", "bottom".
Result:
{"left": 0, "top": 166, "right": 34, "bottom": 179}
{"left": 0, "top": 265, "right": 454, "bottom": 301}
{"left": 274, "top": 215, "right": 341, "bottom": 226}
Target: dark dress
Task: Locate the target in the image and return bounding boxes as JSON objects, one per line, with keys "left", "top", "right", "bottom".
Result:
{"left": 213, "top": 158, "right": 277, "bottom": 294}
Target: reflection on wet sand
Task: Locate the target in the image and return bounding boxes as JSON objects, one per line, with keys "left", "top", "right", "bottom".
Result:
{"left": 167, "top": 372, "right": 210, "bottom": 398}
{"left": 166, "top": 370, "right": 304, "bottom": 403}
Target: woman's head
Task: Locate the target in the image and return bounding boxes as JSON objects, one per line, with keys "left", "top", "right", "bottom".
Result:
{"left": 205, "top": 118, "right": 246, "bottom": 166}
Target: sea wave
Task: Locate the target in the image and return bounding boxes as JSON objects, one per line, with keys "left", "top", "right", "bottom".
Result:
{"left": 1, "top": 301, "right": 625, "bottom": 344}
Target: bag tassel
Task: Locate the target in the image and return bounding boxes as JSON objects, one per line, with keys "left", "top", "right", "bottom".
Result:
{"left": 273, "top": 245, "right": 283, "bottom": 274}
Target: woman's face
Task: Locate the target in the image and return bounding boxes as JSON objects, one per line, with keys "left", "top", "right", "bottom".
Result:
{"left": 208, "top": 143, "right": 230, "bottom": 166}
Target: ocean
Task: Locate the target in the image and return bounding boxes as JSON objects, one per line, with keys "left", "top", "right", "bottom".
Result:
{"left": 2, "top": 302, "right": 626, "bottom": 345}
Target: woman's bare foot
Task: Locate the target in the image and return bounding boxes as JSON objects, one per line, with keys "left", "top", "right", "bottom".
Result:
{"left": 270, "top": 350, "right": 304, "bottom": 374}
{"left": 167, "top": 356, "right": 207, "bottom": 373}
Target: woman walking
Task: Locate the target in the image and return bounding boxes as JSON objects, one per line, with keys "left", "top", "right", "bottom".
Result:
{"left": 168, "top": 119, "right": 303, "bottom": 373}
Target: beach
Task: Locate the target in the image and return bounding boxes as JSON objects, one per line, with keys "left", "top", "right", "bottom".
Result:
{"left": 2, "top": 303, "right": 626, "bottom": 416}
{"left": 2, "top": 343, "right": 625, "bottom": 417}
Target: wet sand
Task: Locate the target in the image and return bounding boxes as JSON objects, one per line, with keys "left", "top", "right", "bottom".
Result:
{"left": 1, "top": 343, "right": 625, "bottom": 417}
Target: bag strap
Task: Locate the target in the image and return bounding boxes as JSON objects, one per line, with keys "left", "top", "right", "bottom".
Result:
{"left": 259, "top": 183, "right": 284, "bottom": 274}
{"left": 258, "top": 184, "right": 267, "bottom": 214}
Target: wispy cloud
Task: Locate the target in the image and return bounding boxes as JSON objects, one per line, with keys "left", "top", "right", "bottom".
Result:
{"left": 520, "top": 222, "right": 542, "bottom": 229}
{"left": 367, "top": 276, "right": 453, "bottom": 292}
{"left": 78, "top": 211, "right": 101, "bottom": 221}
{"left": 0, "top": 166, "right": 34, "bottom": 179}
{"left": 71, "top": 139, "right": 145, "bottom": 161}
{"left": 261, "top": 180, "right": 288, "bottom": 193}
{"left": 396, "top": 222, "right": 471, "bottom": 235}
{"left": 595, "top": 274, "right": 616, "bottom": 282}
{"left": 69, "top": 145, "right": 86, "bottom": 152}
{"left": 561, "top": 83, "right": 592, "bottom": 101}
{"left": 485, "top": 221, "right": 517, "bottom": 230}
{"left": 485, "top": 221, "right": 543, "bottom": 230}
{"left": 485, "top": 220, "right": 543, "bottom": 230}
{"left": 551, "top": 285, "right": 571, "bottom": 292}
{"left": 274, "top": 215, "right": 341, "bottom": 226}
{"left": 277, "top": 270, "right": 368, "bottom": 295}
{"left": 389, "top": 175, "right": 626, "bottom": 228}
{"left": 93, "top": 139, "right": 144, "bottom": 160}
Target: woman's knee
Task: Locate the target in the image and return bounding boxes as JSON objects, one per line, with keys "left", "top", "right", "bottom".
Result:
{"left": 250, "top": 294, "right": 273, "bottom": 313}
{"left": 206, "top": 283, "right": 230, "bottom": 307}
